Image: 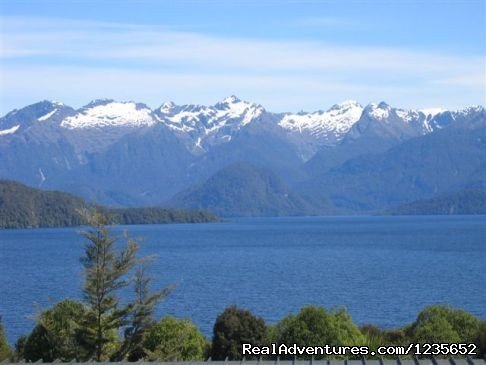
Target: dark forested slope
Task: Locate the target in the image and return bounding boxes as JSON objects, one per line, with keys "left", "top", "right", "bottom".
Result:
{"left": 0, "top": 180, "right": 217, "bottom": 228}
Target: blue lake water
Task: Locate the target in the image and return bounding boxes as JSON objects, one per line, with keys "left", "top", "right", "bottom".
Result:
{"left": 0, "top": 215, "right": 485, "bottom": 345}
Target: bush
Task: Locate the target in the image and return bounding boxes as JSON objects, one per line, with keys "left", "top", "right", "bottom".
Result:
{"left": 144, "top": 316, "right": 208, "bottom": 360}
{"left": 271, "top": 305, "right": 364, "bottom": 358}
{"left": 0, "top": 318, "right": 12, "bottom": 361}
{"left": 22, "top": 300, "right": 91, "bottom": 362}
{"left": 409, "top": 305, "right": 480, "bottom": 344}
{"left": 360, "top": 324, "right": 408, "bottom": 346}
{"left": 211, "top": 306, "right": 266, "bottom": 360}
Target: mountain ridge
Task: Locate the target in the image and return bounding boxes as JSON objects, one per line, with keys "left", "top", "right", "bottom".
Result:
{"left": 0, "top": 97, "right": 484, "bottom": 215}
{"left": 3, "top": 97, "right": 482, "bottom": 157}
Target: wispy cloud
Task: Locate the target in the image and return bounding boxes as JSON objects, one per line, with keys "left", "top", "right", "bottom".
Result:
{"left": 292, "top": 16, "right": 362, "bottom": 29}
{"left": 0, "top": 16, "right": 484, "bottom": 113}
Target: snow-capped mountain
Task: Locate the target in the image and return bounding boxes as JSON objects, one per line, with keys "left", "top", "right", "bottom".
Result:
{"left": 154, "top": 95, "right": 265, "bottom": 153}
{"left": 1, "top": 97, "right": 484, "bottom": 152}
{"left": 0, "top": 96, "right": 484, "bottom": 210}
{"left": 279, "top": 100, "right": 363, "bottom": 140}
{"left": 346, "top": 101, "right": 485, "bottom": 143}
{"left": 61, "top": 100, "right": 156, "bottom": 129}
{"left": 0, "top": 100, "right": 74, "bottom": 135}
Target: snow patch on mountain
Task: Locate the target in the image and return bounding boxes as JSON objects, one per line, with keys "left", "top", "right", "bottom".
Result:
{"left": 279, "top": 100, "right": 363, "bottom": 138}
{"left": 0, "top": 125, "right": 20, "bottom": 136}
{"left": 455, "top": 105, "right": 484, "bottom": 116}
{"left": 364, "top": 102, "right": 392, "bottom": 120}
{"left": 155, "top": 95, "right": 265, "bottom": 151}
{"left": 38, "top": 109, "right": 58, "bottom": 122}
{"left": 61, "top": 101, "right": 156, "bottom": 129}
{"left": 420, "top": 108, "right": 447, "bottom": 118}
{"left": 158, "top": 96, "right": 264, "bottom": 133}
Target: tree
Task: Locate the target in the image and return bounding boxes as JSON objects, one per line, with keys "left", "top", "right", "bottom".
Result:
{"left": 21, "top": 300, "right": 89, "bottom": 362}
{"left": 211, "top": 306, "right": 266, "bottom": 360}
{"left": 114, "top": 265, "right": 173, "bottom": 361}
{"left": 409, "top": 305, "right": 480, "bottom": 344}
{"left": 0, "top": 318, "right": 11, "bottom": 361}
{"left": 78, "top": 211, "right": 139, "bottom": 361}
{"left": 271, "top": 305, "right": 364, "bottom": 359}
{"left": 144, "top": 316, "right": 209, "bottom": 360}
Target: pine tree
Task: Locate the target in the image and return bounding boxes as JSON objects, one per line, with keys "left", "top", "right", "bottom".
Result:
{"left": 115, "top": 265, "right": 173, "bottom": 361}
{"left": 79, "top": 211, "right": 139, "bottom": 361}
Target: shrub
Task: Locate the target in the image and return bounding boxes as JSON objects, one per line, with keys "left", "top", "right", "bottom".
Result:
{"left": 22, "top": 300, "right": 90, "bottom": 362}
{"left": 272, "top": 305, "right": 364, "bottom": 358}
{"left": 144, "top": 316, "right": 208, "bottom": 360}
{"left": 409, "top": 305, "right": 480, "bottom": 343}
{"left": 212, "top": 306, "right": 266, "bottom": 360}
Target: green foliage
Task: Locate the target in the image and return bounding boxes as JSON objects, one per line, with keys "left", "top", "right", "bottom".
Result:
{"left": 0, "top": 318, "right": 12, "bottom": 361}
{"left": 13, "top": 212, "right": 169, "bottom": 362}
{"left": 360, "top": 324, "right": 407, "bottom": 347}
{"left": 211, "top": 305, "right": 266, "bottom": 360}
{"left": 473, "top": 320, "right": 486, "bottom": 357}
{"left": 106, "top": 207, "right": 218, "bottom": 224}
{"left": 0, "top": 179, "right": 218, "bottom": 229}
{"left": 0, "top": 180, "right": 87, "bottom": 228}
{"left": 409, "top": 305, "right": 480, "bottom": 344}
{"left": 14, "top": 335, "right": 27, "bottom": 361}
{"left": 272, "top": 306, "right": 364, "bottom": 359}
{"left": 115, "top": 266, "right": 172, "bottom": 361}
{"left": 21, "top": 300, "right": 88, "bottom": 362}
{"left": 144, "top": 316, "right": 208, "bottom": 361}
{"left": 78, "top": 211, "right": 139, "bottom": 361}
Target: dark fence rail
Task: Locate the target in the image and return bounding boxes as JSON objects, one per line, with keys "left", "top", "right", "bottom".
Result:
{"left": 1, "top": 358, "right": 485, "bottom": 365}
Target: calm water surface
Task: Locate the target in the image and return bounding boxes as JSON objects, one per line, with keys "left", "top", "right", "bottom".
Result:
{"left": 0, "top": 215, "right": 485, "bottom": 344}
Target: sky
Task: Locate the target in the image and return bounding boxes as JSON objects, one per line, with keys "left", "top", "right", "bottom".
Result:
{"left": 0, "top": 0, "right": 485, "bottom": 114}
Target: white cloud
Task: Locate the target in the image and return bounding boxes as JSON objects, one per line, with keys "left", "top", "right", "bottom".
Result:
{"left": 0, "top": 16, "right": 484, "bottom": 113}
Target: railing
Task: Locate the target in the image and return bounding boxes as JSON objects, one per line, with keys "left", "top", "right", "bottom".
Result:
{"left": 1, "top": 356, "right": 485, "bottom": 365}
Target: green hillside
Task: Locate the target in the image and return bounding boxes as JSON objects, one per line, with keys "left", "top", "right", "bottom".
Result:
{"left": 0, "top": 180, "right": 217, "bottom": 228}
{"left": 169, "top": 162, "right": 324, "bottom": 217}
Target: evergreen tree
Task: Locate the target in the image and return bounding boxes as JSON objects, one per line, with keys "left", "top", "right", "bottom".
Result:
{"left": 114, "top": 265, "right": 173, "bottom": 361}
{"left": 79, "top": 211, "right": 139, "bottom": 361}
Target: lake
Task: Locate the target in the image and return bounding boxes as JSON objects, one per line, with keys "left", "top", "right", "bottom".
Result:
{"left": 0, "top": 215, "right": 485, "bottom": 344}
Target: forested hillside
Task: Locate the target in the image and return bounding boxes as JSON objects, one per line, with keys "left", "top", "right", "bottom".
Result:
{"left": 385, "top": 188, "right": 486, "bottom": 215}
{"left": 0, "top": 180, "right": 217, "bottom": 228}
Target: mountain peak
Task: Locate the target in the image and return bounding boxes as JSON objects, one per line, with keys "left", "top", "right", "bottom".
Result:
{"left": 328, "top": 100, "right": 362, "bottom": 112}
{"left": 84, "top": 98, "right": 115, "bottom": 108}
{"left": 419, "top": 108, "right": 447, "bottom": 118}
{"left": 221, "top": 95, "right": 242, "bottom": 104}
{"left": 61, "top": 100, "right": 155, "bottom": 129}
{"left": 159, "top": 101, "right": 176, "bottom": 113}
{"left": 364, "top": 101, "right": 393, "bottom": 120}
{"left": 377, "top": 101, "right": 390, "bottom": 109}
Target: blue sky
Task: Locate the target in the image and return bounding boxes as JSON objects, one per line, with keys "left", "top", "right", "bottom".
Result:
{"left": 0, "top": 0, "right": 484, "bottom": 114}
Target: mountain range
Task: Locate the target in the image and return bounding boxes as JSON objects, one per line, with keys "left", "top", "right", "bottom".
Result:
{"left": 0, "top": 96, "right": 484, "bottom": 216}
